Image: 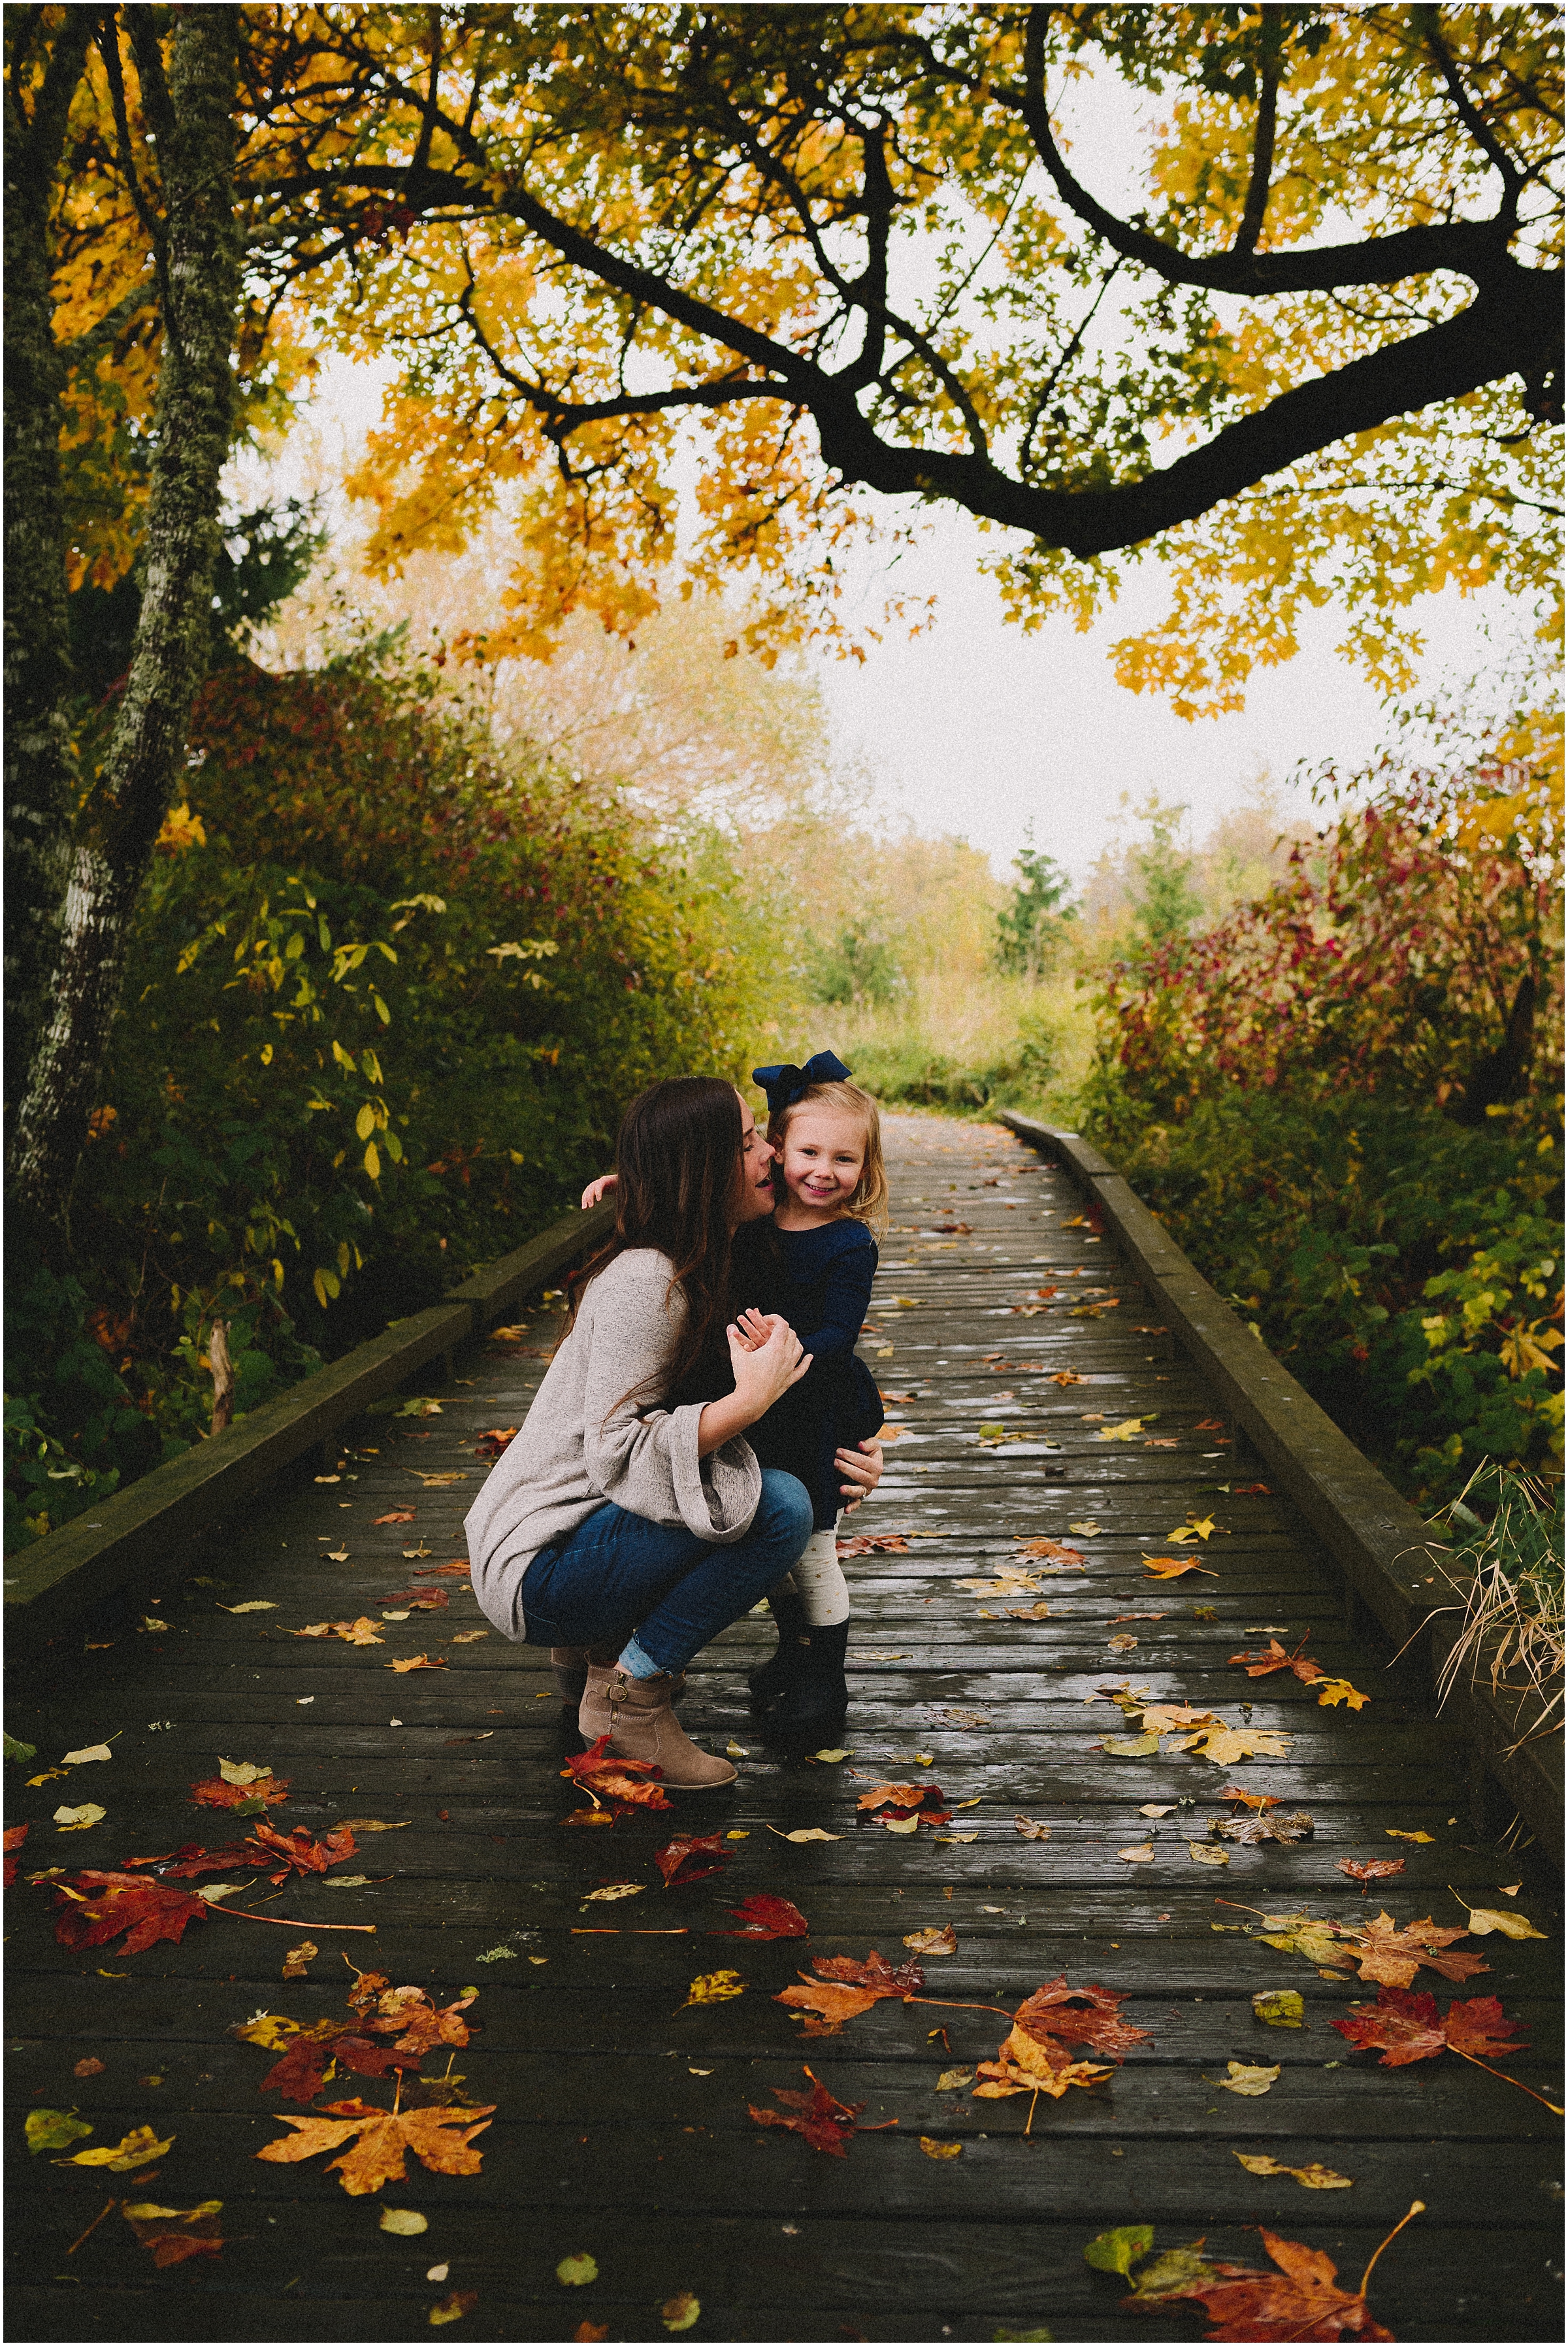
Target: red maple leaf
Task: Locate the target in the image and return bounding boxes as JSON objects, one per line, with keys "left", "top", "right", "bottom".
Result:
{"left": 246, "top": 1821, "right": 359, "bottom": 1881}
{"left": 1013, "top": 1977, "right": 1151, "bottom": 2064}
{"left": 1337, "top": 1858, "right": 1405, "bottom": 1892}
{"left": 50, "top": 1870, "right": 208, "bottom": 1954}
{"left": 380, "top": 1588, "right": 449, "bottom": 1610}
{"left": 653, "top": 1832, "right": 729, "bottom": 1889}
{"left": 855, "top": 1780, "right": 946, "bottom": 1815}
{"left": 1125, "top": 2228, "right": 1394, "bottom": 2339}
{"left": 1227, "top": 1636, "right": 1326, "bottom": 1684}
{"left": 189, "top": 1774, "right": 290, "bottom": 1809}
{"left": 777, "top": 1949, "right": 925, "bottom": 2035}
{"left": 560, "top": 1735, "right": 673, "bottom": 1813}
{"left": 1332, "top": 1986, "right": 1529, "bottom": 2068}
{"left": 259, "top": 2036, "right": 336, "bottom": 2104}
{"left": 836, "top": 1533, "right": 911, "bottom": 1555}
{"left": 717, "top": 1894, "right": 809, "bottom": 1941}
{"left": 748, "top": 2067, "right": 866, "bottom": 2156}
{"left": 4, "top": 1823, "right": 29, "bottom": 1886}
{"left": 159, "top": 1842, "right": 266, "bottom": 1879}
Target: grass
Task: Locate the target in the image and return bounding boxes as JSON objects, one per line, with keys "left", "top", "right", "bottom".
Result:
{"left": 1431, "top": 1464, "right": 1565, "bottom": 1751}
{"left": 817, "top": 966, "right": 1096, "bottom": 1123}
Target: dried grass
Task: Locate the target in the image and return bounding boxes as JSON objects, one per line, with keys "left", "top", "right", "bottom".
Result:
{"left": 1431, "top": 1465, "right": 1564, "bottom": 1753}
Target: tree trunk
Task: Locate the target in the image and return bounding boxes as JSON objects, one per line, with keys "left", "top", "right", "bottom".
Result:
{"left": 3, "top": 10, "right": 94, "bottom": 1120}
{"left": 8, "top": 7, "right": 240, "bottom": 1250}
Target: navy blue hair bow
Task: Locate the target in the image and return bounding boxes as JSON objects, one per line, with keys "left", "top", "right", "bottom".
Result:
{"left": 751, "top": 1049, "right": 853, "bottom": 1115}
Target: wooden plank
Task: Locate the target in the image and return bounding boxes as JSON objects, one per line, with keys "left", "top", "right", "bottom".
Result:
{"left": 447, "top": 1197, "right": 614, "bottom": 1330}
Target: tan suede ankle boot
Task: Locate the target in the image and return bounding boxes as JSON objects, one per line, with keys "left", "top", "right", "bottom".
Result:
{"left": 604, "top": 1669, "right": 737, "bottom": 1789}
{"left": 550, "top": 1647, "right": 589, "bottom": 1704}
{"left": 578, "top": 1659, "right": 618, "bottom": 1743}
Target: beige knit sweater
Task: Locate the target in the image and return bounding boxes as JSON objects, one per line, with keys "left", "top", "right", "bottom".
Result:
{"left": 465, "top": 1247, "right": 761, "bottom": 1642}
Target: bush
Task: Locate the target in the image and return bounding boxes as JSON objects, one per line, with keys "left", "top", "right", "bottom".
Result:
{"left": 1082, "top": 751, "right": 1563, "bottom": 1504}
{"left": 5, "top": 645, "right": 767, "bottom": 1545}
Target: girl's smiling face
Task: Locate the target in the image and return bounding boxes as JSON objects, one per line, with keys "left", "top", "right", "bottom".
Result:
{"left": 778, "top": 1105, "right": 867, "bottom": 1216}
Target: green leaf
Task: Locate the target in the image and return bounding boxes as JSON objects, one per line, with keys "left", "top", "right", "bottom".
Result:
{"left": 1083, "top": 2224, "right": 1154, "bottom": 2277}
{"left": 27, "top": 2107, "right": 92, "bottom": 2156}
{"left": 1252, "top": 1988, "right": 1306, "bottom": 2028}
{"left": 4, "top": 1734, "right": 38, "bottom": 1764}
{"left": 556, "top": 2253, "right": 598, "bottom": 2287}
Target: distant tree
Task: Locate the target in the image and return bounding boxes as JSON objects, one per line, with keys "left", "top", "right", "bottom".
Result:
{"left": 808, "top": 922, "right": 907, "bottom": 1008}
{"left": 1129, "top": 802, "right": 1204, "bottom": 951}
{"left": 996, "top": 834, "right": 1078, "bottom": 978}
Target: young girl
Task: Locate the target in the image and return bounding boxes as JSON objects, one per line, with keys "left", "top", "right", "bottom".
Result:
{"left": 581, "top": 1049, "right": 887, "bottom": 1747}
{"left": 740, "top": 1051, "right": 886, "bottom": 1743}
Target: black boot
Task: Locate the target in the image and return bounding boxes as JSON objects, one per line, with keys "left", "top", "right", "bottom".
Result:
{"left": 747, "top": 1587, "right": 811, "bottom": 1708}
{"left": 759, "top": 1620, "right": 850, "bottom": 1751}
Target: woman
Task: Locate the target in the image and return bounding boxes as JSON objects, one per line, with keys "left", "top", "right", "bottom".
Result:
{"left": 465, "top": 1078, "right": 882, "bottom": 1789}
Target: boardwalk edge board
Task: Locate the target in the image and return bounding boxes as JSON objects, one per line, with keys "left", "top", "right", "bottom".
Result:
{"left": 999, "top": 1110, "right": 1564, "bottom": 1862}
{"left": 2, "top": 1198, "right": 615, "bottom": 1646}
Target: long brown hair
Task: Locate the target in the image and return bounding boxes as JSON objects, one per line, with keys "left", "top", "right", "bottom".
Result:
{"left": 568, "top": 1077, "right": 743, "bottom": 1399}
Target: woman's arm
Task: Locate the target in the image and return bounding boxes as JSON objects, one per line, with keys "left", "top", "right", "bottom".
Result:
{"left": 696, "top": 1319, "right": 811, "bottom": 1455}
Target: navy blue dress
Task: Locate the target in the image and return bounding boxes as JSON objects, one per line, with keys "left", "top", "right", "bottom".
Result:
{"left": 743, "top": 1220, "right": 885, "bottom": 1528}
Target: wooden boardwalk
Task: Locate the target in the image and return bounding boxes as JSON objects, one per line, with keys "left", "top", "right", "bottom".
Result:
{"left": 7, "top": 1114, "right": 1561, "bottom": 2341}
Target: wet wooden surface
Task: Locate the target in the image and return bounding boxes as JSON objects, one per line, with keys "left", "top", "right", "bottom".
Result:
{"left": 6, "top": 1115, "right": 1562, "bottom": 2341}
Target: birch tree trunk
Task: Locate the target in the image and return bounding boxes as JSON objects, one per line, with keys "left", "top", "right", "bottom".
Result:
{"left": 3, "top": 10, "right": 93, "bottom": 1115}
{"left": 8, "top": 7, "right": 240, "bottom": 1250}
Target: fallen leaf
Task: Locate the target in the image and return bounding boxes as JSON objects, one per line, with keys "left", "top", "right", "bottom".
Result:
{"left": 48, "top": 1871, "right": 208, "bottom": 1954}
{"left": 1227, "top": 1638, "right": 1328, "bottom": 1685}
{"left": 655, "top": 1832, "right": 729, "bottom": 1889}
{"left": 61, "top": 1743, "right": 114, "bottom": 1766}
{"left": 661, "top": 2290, "right": 701, "bottom": 2332}
{"left": 1234, "top": 2153, "right": 1353, "bottom": 2190}
{"left": 1122, "top": 2225, "right": 1394, "bottom": 2338}
{"left": 1350, "top": 1913, "right": 1488, "bottom": 1989}
{"left": 1015, "top": 1538, "right": 1086, "bottom": 1567}
{"left": 1143, "top": 1557, "right": 1217, "bottom": 1580}
{"left": 836, "top": 1532, "right": 911, "bottom": 1555}
{"left": 259, "top": 2037, "right": 338, "bottom": 2102}
{"left": 1175, "top": 1724, "right": 1293, "bottom": 1766}
{"left": 811, "top": 1749, "right": 847, "bottom": 1764}
{"left": 1252, "top": 1990, "right": 1306, "bottom": 2028}
{"left": 575, "top": 2328, "right": 610, "bottom": 2343}
{"left": 327, "top": 1549, "right": 351, "bottom": 1563}
{"left": 1005, "top": 1602, "right": 1053, "bottom": 1620}
{"left": 1314, "top": 1677, "right": 1372, "bottom": 1709}
{"left": 1167, "top": 1515, "right": 1218, "bottom": 1543}
{"left": 28, "top": 2107, "right": 93, "bottom": 2155}
{"left": 557, "top": 2253, "right": 599, "bottom": 2286}
{"left": 373, "top": 1508, "right": 417, "bottom": 1525}
{"left": 1084, "top": 2223, "right": 1155, "bottom": 2277}
{"left": 257, "top": 2100, "right": 495, "bottom": 2194}
{"left": 1139, "top": 1804, "right": 1175, "bottom": 1819}
{"left": 387, "top": 1655, "right": 447, "bottom": 1673}
{"left": 903, "top": 1925, "right": 957, "bottom": 1955}
{"left": 3, "top": 1822, "right": 30, "bottom": 1885}
{"left": 1102, "top": 1734, "right": 1160, "bottom": 1758}
{"left": 1218, "top": 1787, "right": 1280, "bottom": 1811}
{"left": 562, "top": 1736, "right": 674, "bottom": 1814}
{"left": 283, "top": 1940, "right": 317, "bottom": 1979}
{"left": 1332, "top": 1987, "right": 1529, "bottom": 2068}
{"left": 195, "top": 1881, "right": 250, "bottom": 1904}
{"left": 919, "top": 2136, "right": 963, "bottom": 2158}
{"left": 1337, "top": 1859, "right": 1406, "bottom": 1892}
{"left": 61, "top": 2124, "right": 174, "bottom": 2169}
{"left": 749, "top": 2068, "right": 865, "bottom": 2155}
{"left": 1014, "top": 1815, "right": 1050, "bottom": 1838}
{"left": 717, "top": 1894, "right": 810, "bottom": 1942}
{"left": 339, "top": 1819, "right": 412, "bottom": 1834}
{"left": 1118, "top": 1844, "right": 1155, "bottom": 1864}
{"left": 778, "top": 1948, "right": 925, "bottom": 2035}
{"left": 936, "top": 2068, "right": 973, "bottom": 2091}
{"left": 856, "top": 1781, "right": 946, "bottom": 1816}
{"left": 1253, "top": 1913, "right": 1358, "bottom": 1972}
{"left": 683, "top": 1970, "right": 745, "bottom": 2007}
{"left": 583, "top": 1883, "right": 644, "bottom": 1902}
{"left": 1214, "top": 1811, "right": 1315, "bottom": 1845}
{"left": 333, "top": 1619, "right": 386, "bottom": 1645}
{"left": 1107, "top": 1634, "right": 1139, "bottom": 1654}
{"left": 73, "top": 2056, "right": 106, "bottom": 2079}
{"left": 54, "top": 1804, "right": 106, "bottom": 1830}
{"left": 380, "top": 2207, "right": 428, "bottom": 2234}
{"left": 1186, "top": 1840, "right": 1230, "bottom": 1867}
{"left": 1214, "top": 2060, "right": 1280, "bottom": 2096}
{"left": 451, "top": 1630, "right": 488, "bottom": 1644}
{"left": 767, "top": 1827, "right": 841, "bottom": 1843}
{"left": 1463, "top": 1904, "right": 1548, "bottom": 1940}
{"left": 1384, "top": 1828, "right": 1435, "bottom": 1843}
{"left": 382, "top": 1589, "right": 450, "bottom": 1611}
{"left": 430, "top": 2290, "right": 478, "bottom": 2326}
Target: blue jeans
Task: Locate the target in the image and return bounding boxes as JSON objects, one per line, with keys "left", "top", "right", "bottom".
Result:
{"left": 517, "top": 1468, "right": 813, "bottom": 1676}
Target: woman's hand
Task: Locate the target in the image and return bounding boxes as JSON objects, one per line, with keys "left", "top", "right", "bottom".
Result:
{"left": 581, "top": 1172, "right": 618, "bottom": 1210}
{"left": 836, "top": 1438, "right": 885, "bottom": 1512}
{"left": 696, "top": 1318, "right": 810, "bottom": 1456}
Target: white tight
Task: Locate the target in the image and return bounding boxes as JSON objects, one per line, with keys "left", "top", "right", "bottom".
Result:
{"left": 777, "top": 1525, "right": 849, "bottom": 1627}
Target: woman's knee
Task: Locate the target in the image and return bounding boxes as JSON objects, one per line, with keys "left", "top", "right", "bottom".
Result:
{"left": 756, "top": 1469, "right": 814, "bottom": 1554}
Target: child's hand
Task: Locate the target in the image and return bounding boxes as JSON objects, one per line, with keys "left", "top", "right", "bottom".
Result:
{"left": 726, "top": 1317, "right": 811, "bottom": 1417}
{"left": 836, "top": 1438, "right": 884, "bottom": 1512}
{"left": 733, "top": 1306, "right": 786, "bottom": 1353}
{"left": 581, "top": 1172, "right": 618, "bottom": 1210}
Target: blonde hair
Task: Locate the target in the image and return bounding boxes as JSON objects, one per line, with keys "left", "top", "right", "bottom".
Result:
{"left": 768, "top": 1079, "right": 888, "bottom": 1235}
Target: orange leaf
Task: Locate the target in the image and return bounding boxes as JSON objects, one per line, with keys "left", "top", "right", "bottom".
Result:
{"left": 257, "top": 2100, "right": 495, "bottom": 2195}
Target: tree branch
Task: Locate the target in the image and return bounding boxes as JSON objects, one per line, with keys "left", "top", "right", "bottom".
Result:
{"left": 1232, "top": 55, "right": 1279, "bottom": 257}
{"left": 1418, "top": 4, "right": 1524, "bottom": 207}
{"left": 1012, "top": 6, "right": 1514, "bottom": 295}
